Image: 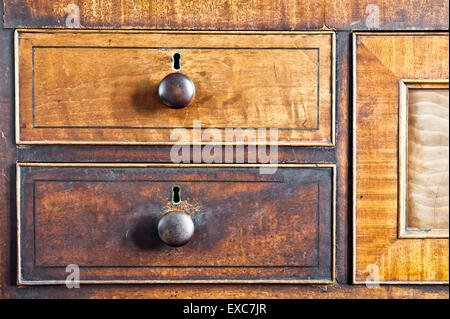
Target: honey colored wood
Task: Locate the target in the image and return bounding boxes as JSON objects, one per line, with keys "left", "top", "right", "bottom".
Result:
{"left": 353, "top": 33, "right": 449, "bottom": 284}
{"left": 2, "top": 0, "right": 449, "bottom": 30}
{"left": 3, "top": 0, "right": 325, "bottom": 30}
{"left": 17, "top": 163, "right": 335, "bottom": 284}
{"left": 324, "top": 0, "right": 449, "bottom": 30}
{"left": 399, "top": 82, "right": 449, "bottom": 238}
{"left": 16, "top": 30, "right": 335, "bottom": 146}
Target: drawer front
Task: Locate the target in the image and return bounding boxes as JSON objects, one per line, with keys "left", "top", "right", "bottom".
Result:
{"left": 17, "top": 163, "right": 335, "bottom": 284}
{"left": 16, "top": 30, "right": 335, "bottom": 146}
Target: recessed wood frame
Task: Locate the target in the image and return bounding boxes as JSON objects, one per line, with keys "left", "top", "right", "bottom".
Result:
{"left": 353, "top": 32, "right": 449, "bottom": 284}
{"left": 17, "top": 163, "right": 336, "bottom": 285}
{"left": 398, "top": 79, "right": 449, "bottom": 239}
{"left": 15, "top": 29, "right": 336, "bottom": 146}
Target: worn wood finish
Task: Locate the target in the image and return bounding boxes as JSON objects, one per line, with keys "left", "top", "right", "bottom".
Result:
{"left": 3, "top": 0, "right": 449, "bottom": 30}
{"left": 324, "top": 0, "right": 449, "bottom": 30}
{"left": 18, "top": 163, "right": 335, "bottom": 284}
{"left": 7, "top": 283, "right": 450, "bottom": 299}
{"left": 16, "top": 30, "right": 335, "bottom": 146}
{"left": 0, "top": 27, "right": 17, "bottom": 300}
{"left": 3, "top": 0, "right": 324, "bottom": 30}
{"left": 334, "top": 31, "right": 350, "bottom": 286}
{"left": 353, "top": 33, "right": 449, "bottom": 284}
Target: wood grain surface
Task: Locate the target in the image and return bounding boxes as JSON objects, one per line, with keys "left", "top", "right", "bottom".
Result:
{"left": 1, "top": 0, "right": 448, "bottom": 296}
{"left": 16, "top": 30, "right": 335, "bottom": 146}
{"left": 0, "top": 26, "right": 16, "bottom": 300}
{"left": 324, "top": 0, "right": 449, "bottom": 30}
{"left": 407, "top": 88, "right": 449, "bottom": 231}
{"left": 2, "top": 0, "right": 449, "bottom": 30}
{"left": 353, "top": 33, "right": 449, "bottom": 283}
{"left": 18, "top": 164, "right": 334, "bottom": 284}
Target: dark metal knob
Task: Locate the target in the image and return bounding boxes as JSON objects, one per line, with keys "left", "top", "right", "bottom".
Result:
{"left": 157, "top": 211, "right": 194, "bottom": 247}
{"left": 158, "top": 73, "right": 195, "bottom": 109}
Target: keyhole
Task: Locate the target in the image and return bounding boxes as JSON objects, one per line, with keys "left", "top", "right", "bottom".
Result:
{"left": 171, "top": 185, "right": 182, "bottom": 205}
{"left": 172, "top": 52, "right": 182, "bottom": 71}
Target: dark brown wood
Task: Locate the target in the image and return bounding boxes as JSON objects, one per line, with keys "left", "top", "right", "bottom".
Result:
{"left": 158, "top": 73, "right": 196, "bottom": 109}
{"left": 0, "top": 25, "right": 17, "bottom": 299}
{"left": 3, "top": 0, "right": 324, "bottom": 30}
{"left": 334, "top": 31, "right": 350, "bottom": 285}
{"left": 17, "top": 145, "right": 338, "bottom": 164}
{"left": 18, "top": 164, "right": 334, "bottom": 284}
{"left": 2, "top": 0, "right": 449, "bottom": 30}
{"left": 325, "top": 0, "right": 449, "bottom": 30}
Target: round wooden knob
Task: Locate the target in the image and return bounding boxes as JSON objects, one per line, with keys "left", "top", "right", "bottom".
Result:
{"left": 158, "top": 73, "right": 195, "bottom": 109}
{"left": 157, "top": 211, "right": 194, "bottom": 247}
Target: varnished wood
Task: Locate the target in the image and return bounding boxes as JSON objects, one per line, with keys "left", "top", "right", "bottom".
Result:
{"left": 407, "top": 89, "right": 448, "bottom": 230}
{"left": 398, "top": 80, "right": 449, "bottom": 238}
{"left": 353, "top": 33, "right": 449, "bottom": 284}
{"left": 1, "top": 0, "right": 448, "bottom": 298}
{"left": 158, "top": 73, "right": 196, "bottom": 109}
{"left": 17, "top": 163, "right": 335, "bottom": 284}
{"left": 2, "top": 0, "right": 448, "bottom": 30}
{"left": 3, "top": 0, "right": 325, "bottom": 30}
{"left": 324, "top": 0, "right": 449, "bottom": 30}
{"left": 16, "top": 30, "right": 335, "bottom": 146}
{"left": 0, "top": 27, "right": 16, "bottom": 300}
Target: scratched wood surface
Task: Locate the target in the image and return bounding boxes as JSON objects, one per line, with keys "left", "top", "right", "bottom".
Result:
{"left": 16, "top": 30, "right": 334, "bottom": 146}
{"left": 1, "top": 0, "right": 449, "bottom": 297}
{"left": 354, "top": 33, "right": 449, "bottom": 283}
{"left": 18, "top": 164, "right": 334, "bottom": 283}
{"left": 2, "top": 0, "right": 449, "bottom": 30}
{"left": 407, "top": 88, "right": 449, "bottom": 231}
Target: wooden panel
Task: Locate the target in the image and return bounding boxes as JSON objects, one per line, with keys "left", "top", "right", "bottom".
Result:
{"left": 16, "top": 30, "right": 335, "bottom": 146}
{"left": 353, "top": 33, "right": 449, "bottom": 283}
{"left": 17, "top": 163, "right": 335, "bottom": 284}
{"left": 0, "top": 26, "right": 16, "bottom": 299}
{"left": 407, "top": 88, "right": 448, "bottom": 230}
{"left": 325, "top": 0, "right": 449, "bottom": 30}
{"left": 2, "top": 0, "right": 449, "bottom": 30}
{"left": 399, "top": 83, "right": 449, "bottom": 238}
{"left": 3, "top": 0, "right": 324, "bottom": 29}
{"left": 1, "top": 23, "right": 447, "bottom": 298}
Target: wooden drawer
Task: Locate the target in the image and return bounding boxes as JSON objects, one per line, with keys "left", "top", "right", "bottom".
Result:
{"left": 15, "top": 30, "right": 335, "bottom": 146}
{"left": 17, "top": 163, "right": 335, "bottom": 284}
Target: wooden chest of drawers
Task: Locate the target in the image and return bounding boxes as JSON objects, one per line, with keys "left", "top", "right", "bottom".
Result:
{"left": 0, "top": 0, "right": 448, "bottom": 299}
{"left": 17, "top": 163, "right": 335, "bottom": 284}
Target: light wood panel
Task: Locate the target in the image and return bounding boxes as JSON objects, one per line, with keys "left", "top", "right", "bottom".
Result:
{"left": 353, "top": 33, "right": 449, "bottom": 283}
{"left": 16, "top": 30, "right": 335, "bottom": 145}
{"left": 406, "top": 87, "right": 448, "bottom": 235}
